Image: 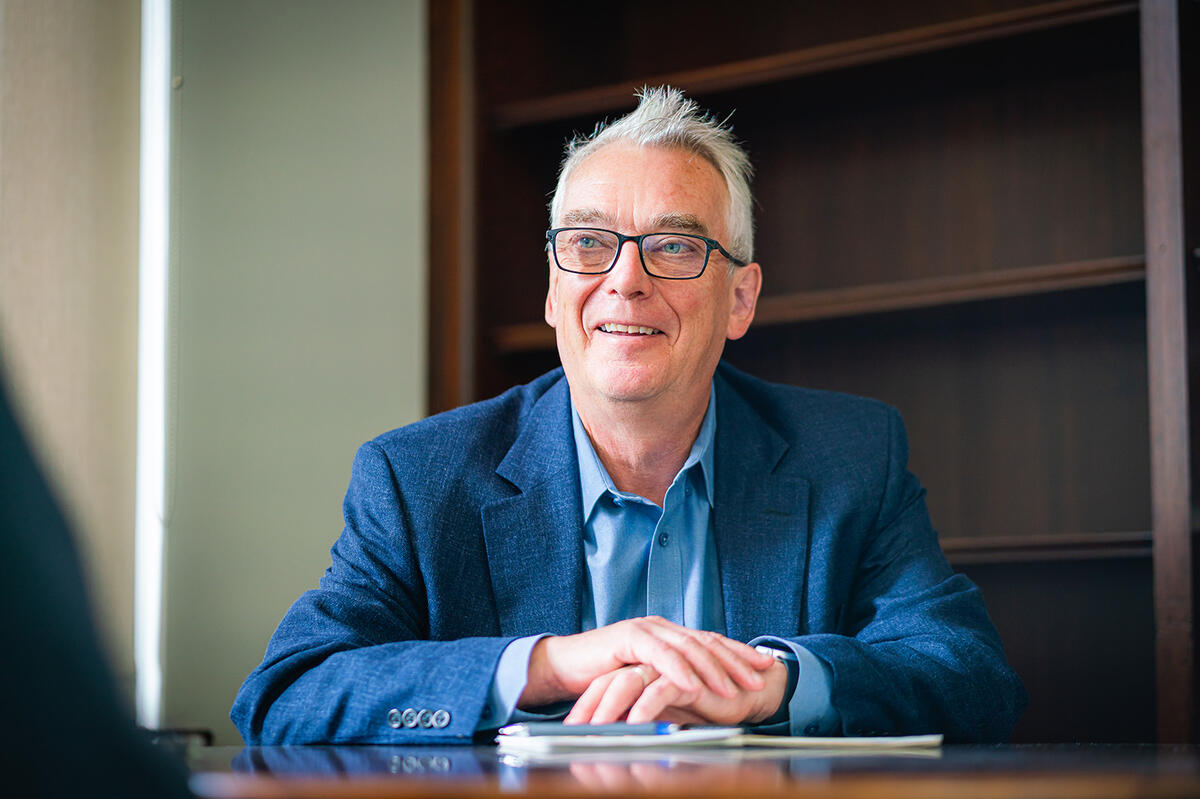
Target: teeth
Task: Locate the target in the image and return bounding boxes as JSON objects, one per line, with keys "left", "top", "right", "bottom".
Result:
{"left": 600, "top": 323, "right": 661, "bottom": 335}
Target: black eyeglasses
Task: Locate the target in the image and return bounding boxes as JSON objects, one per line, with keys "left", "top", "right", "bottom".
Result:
{"left": 546, "top": 227, "right": 747, "bottom": 280}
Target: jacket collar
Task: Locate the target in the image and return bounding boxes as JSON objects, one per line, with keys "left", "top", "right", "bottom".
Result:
{"left": 482, "top": 376, "right": 584, "bottom": 636}
{"left": 712, "top": 369, "right": 812, "bottom": 643}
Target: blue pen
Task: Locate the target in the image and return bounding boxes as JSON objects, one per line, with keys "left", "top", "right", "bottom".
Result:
{"left": 498, "top": 721, "right": 680, "bottom": 737}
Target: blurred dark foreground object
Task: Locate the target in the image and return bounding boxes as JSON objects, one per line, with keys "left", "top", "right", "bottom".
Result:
{"left": 0, "top": 376, "right": 192, "bottom": 798}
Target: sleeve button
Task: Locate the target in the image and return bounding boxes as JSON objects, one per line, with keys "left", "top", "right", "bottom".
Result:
{"left": 387, "top": 708, "right": 403, "bottom": 729}
{"left": 432, "top": 709, "right": 451, "bottom": 728}
{"left": 401, "top": 707, "right": 420, "bottom": 728}
{"left": 417, "top": 709, "right": 435, "bottom": 728}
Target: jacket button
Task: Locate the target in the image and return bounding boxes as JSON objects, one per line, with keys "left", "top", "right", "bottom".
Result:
{"left": 418, "top": 709, "right": 435, "bottom": 728}
{"left": 432, "top": 709, "right": 451, "bottom": 728}
{"left": 387, "top": 708, "right": 403, "bottom": 729}
{"left": 804, "top": 723, "right": 819, "bottom": 735}
{"left": 401, "top": 707, "right": 419, "bottom": 728}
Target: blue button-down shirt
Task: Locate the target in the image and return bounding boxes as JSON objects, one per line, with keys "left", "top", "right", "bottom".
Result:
{"left": 477, "top": 386, "right": 838, "bottom": 735}
{"left": 576, "top": 388, "right": 725, "bottom": 633}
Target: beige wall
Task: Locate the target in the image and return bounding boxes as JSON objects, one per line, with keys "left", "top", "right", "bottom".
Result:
{"left": 0, "top": 0, "right": 142, "bottom": 700}
{"left": 164, "top": 0, "right": 428, "bottom": 744}
{"left": 0, "top": 0, "right": 428, "bottom": 744}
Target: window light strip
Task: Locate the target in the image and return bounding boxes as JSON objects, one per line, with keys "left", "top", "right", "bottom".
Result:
{"left": 135, "top": 0, "right": 170, "bottom": 730}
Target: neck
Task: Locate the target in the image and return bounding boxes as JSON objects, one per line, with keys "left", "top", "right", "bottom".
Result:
{"left": 574, "top": 387, "right": 711, "bottom": 507}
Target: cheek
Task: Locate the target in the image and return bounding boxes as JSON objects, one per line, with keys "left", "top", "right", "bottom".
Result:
{"left": 569, "top": 279, "right": 605, "bottom": 313}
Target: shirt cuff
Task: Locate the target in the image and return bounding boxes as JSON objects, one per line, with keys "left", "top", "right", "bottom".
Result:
{"left": 748, "top": 636, "right": 841, "bottom": 736}
{"left": 476, "top": 634, "right": 569, "bottom": 731}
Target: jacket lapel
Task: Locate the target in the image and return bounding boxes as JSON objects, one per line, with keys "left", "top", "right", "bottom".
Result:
{"left": 482, "top": 377, "right": 585, "bottom": 637}
{"left": 713, "top": 374, "right": 811, "bottom": 644}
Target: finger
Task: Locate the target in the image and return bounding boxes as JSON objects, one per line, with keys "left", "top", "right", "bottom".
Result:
{"left": 591, "top": 667, "right": 657, "bottom": 724}
{"left": 653, "top": 706, "right": 709, "bottom": 725}
{"left": 623, "top": 630, "right": 708, "bottom": 694}
{"left": 717, "top": 636, "right": 777, "bottom": 670}
{"left": 564, "top": 670, "right": 619, "bottom": 724}
{"left": 626, "top": 622, "right": 738, "bottom": 698}
{"left": 670, "top": 628, "right": 771, "bottom": 691}
{"left": 569, "top": 762, "right": 637, "bottom": 793}
{"left": 695, "top": 634, "right": 771, "bottom": 691}
{"left": 625, "top": 676, "right": 689, "bottom": 724}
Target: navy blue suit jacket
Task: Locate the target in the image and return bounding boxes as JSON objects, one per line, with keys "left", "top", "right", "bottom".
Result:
{"left": 232, "top": 363, "right": 1026, "bottom": 744}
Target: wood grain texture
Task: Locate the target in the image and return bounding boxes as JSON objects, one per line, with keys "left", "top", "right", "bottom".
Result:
{"left": 1140, "top": 0, "right": 1194, "bottom": 744}
{"left": 492, "top": 0, "right": 1137, "bottom": 129}
{"left": 964, "top": 559, "right": 1155, "bottom": 742}
{"left": 428, "top": 0, "right": 477, "bottom": 413}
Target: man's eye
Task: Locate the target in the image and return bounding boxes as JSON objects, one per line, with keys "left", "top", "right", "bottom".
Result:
{"left": 650, "top": 236, "right": 702, "bottom": 257}
{"left": 577, "top": 237, "right": 597, "bottom": 248}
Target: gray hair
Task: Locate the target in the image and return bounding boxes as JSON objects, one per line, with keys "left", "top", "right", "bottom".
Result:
{"left": 548, "top": 85, "right": 755, "bottom": 265}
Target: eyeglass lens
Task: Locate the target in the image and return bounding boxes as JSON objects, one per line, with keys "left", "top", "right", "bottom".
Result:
{"left": 553, "top": 229, "right": 708, "bottom": 279}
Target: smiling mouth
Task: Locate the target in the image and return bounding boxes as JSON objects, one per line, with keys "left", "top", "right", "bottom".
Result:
{"left": 598, "top": 323, "right": 663, "bottom": 336}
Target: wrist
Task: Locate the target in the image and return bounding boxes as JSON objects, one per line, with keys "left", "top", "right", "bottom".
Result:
{"left": 517, "top": 636, "right": 571, "bottom": 708}
{"left": 745, "top": 659, "right": 791, "bottom": 724}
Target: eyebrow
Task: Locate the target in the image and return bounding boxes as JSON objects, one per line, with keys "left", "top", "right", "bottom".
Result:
{"left": 558, "top": 209, "right": 710, "bottom": 236}
{"left": 560, "top": 209, "right": 613, "bottom": 227}
{"left": 647, "top": 213, "right": 709, "bottom": 236}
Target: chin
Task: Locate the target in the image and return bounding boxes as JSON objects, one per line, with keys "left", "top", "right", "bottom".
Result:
{"left": 591, "top": 368, "right": 664, "bottom": 404}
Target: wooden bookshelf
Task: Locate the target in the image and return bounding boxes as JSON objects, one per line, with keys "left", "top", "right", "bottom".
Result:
{"left": 430, "top": 0, "right": 1196, "bottom": 742}
{"left": 492, "top": 0, "right": 1136, "bottom": 130}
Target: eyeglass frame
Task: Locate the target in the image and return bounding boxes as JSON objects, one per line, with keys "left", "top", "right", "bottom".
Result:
{"left": 545, "top": 227, "right": 748, "bottom": 280}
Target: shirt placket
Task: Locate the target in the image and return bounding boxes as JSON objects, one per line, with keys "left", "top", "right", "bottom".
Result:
{"left": 645, "top": 475, "right": 685, "bottom": 625}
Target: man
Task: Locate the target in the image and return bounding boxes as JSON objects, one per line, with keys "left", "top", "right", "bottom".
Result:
{"left": 232, "top": 86, "right": 1026, "bottom": 744}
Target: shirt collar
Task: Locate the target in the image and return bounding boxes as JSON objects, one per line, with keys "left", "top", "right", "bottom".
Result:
{"left": 572, "top": 384, "right": 717, "bottom": 521}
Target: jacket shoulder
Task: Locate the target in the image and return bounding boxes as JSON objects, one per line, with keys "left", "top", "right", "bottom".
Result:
{"left": 716, "top": 362, "right": 897, "bottom": 440}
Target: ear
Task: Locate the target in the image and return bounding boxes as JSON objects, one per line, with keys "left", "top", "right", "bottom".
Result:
{"left": 725, "top": 262, "right": 762, "bottom": 340}
{"left": 544, "top": 256, "right": 559, "bottom": 328}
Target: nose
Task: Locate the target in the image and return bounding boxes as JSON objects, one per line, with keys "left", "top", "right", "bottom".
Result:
{"left": 605, "top": 238, "right": 653, "bottom": 298}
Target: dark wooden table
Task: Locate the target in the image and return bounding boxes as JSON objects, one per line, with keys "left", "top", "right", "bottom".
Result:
{"left": 187, "top": 743, "right": 1200, "bottom": 798}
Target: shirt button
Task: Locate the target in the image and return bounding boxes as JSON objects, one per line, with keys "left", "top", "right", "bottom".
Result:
{"left": 658, "top": 532, "right": 669, "bottom": 546}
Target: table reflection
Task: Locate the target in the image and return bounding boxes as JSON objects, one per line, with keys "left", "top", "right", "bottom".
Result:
{"left": 229, "top": 745, "right": 497, "bottom": 778}
{"left": 186, "top": 744, "right": 1200, "bottom": 799}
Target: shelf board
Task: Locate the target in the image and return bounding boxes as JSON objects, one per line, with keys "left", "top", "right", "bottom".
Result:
{"left": 493, "top": 255, "right": 1145, "bottom": 354}
{"left": 753, "top": 255, "right": 1145, "bottom": 328}
{"left": 943, "top": 531, "right": 1152, "bottom": 565}
{"left": 492, "top": 0, "right": 1137, "bottom": 130}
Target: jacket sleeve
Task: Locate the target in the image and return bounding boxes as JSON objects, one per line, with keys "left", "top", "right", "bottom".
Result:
{"left": 231, "top": 441, "right": 516, "bottom": 744}
{"left": 791, "top": 408, "right": 1027, "bottom": 742}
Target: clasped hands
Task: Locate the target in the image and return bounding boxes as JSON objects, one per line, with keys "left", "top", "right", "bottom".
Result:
{"left": 518, "top": 616, "right": 788, "bottom": 726}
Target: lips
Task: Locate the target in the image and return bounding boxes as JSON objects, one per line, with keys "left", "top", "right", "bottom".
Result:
{"left": 598, "top": 322, "right": 663, "bottom": 335}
